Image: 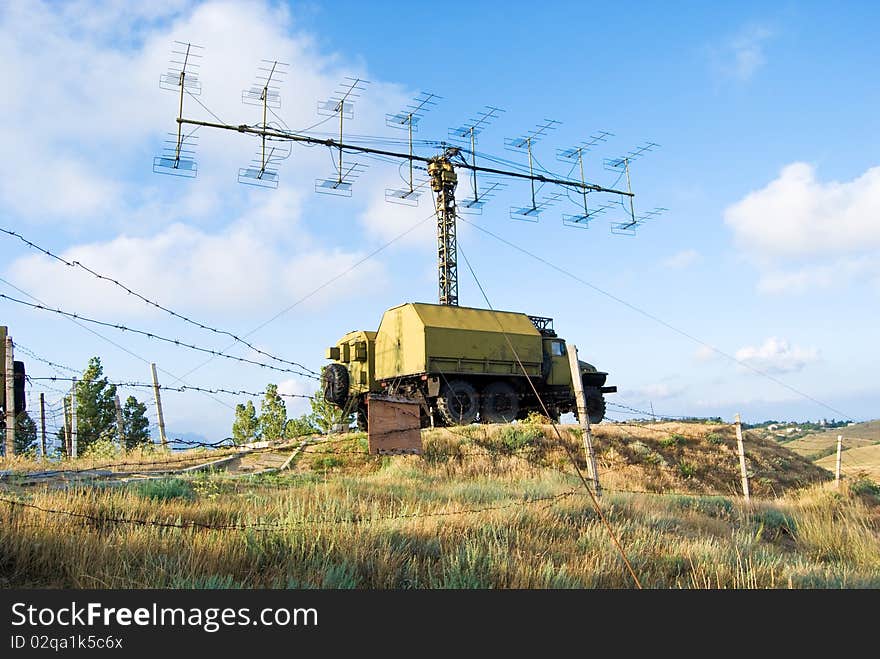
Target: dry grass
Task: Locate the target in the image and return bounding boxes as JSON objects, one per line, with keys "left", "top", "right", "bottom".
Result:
{"left": 0, "top": 424, "right": 876, "bottom": 589}
{"left": 816, "top": 445, "right": 880, "bottom": 482}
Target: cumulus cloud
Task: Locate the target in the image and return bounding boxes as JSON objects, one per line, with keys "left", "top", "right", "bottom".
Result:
{"left": 724, "top": 162, "right": 880, "bottom": 293}
{"left": 734, "top": 337, "right": 818, "bottom": 374}
{"left": 662, "top": 249, "right": 700, "bottom": 269}
{"left": 7, "top": 187, "right": 386, "bottom": 316}
{"left": 0, "top": 0, "right": 409, "bottom": 226}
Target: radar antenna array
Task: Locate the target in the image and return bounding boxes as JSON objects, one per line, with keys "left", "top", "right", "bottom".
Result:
{"left": 238, "top": 60, "right": 291, "bottom": 188}
{"left": 504, "top": 119, "right": 562, "bottom": 220}
{"left": 385, "top": 92, "right": 442, "bottom": 205}
{"left": 449, "top": 106, "right": 506, "bottom": 213}
{"left": 154, "top": 44, "right": 666, "bottom": 306}
{"left": 154, "top": 42, "right": 204, "bottom": 177}
{"left": 556, "top": 130, "right": 614, "bottom": 226}
{"left": 316, "top": 77, "right": 371, "bottom": 196}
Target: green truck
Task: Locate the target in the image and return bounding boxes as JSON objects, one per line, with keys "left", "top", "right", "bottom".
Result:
{"left": 321, "top": 302, "right": 615, "bottom": 429}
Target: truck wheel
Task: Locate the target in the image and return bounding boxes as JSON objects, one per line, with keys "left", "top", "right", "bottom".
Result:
{"left": 481, "top": 381, "right": 519, "bottom": 423}
{"left": 436, "top": 380, "right": 479, "bottom": 426}
{"left": 583, "top": 385, "right": 606, "bottom": 424}
{"left": 322, "top": 363, "right": 349, "bottom": 407}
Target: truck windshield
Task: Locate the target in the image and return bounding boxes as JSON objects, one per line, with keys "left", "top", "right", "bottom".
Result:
{"left": 551, "top": 341, "right": 565, "bottom": 356}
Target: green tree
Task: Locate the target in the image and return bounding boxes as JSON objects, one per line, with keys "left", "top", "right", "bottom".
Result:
{"left": 308, "top": 390, "right": 352, "bottom": 433}
{"left": 122, "top": 396, "right": 151, "bottom": 449}
{"left": 284, "top": 414, "right": 316, "bottom": 438}
{"left": 258, "top": 384, "right": 287, "bottom": 440}
{"left": 232, "top": 400, "right": 259, "bottom": 444}
{"left": 14, "top": 411, "right": 37, "bottom": 454}
{"left": 74, "top": 357, "right": 118, "bottom": 453}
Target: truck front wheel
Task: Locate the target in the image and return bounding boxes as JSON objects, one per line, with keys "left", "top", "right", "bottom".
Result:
{"left": 436, "top": 379, "right": 479, "bottom": 426}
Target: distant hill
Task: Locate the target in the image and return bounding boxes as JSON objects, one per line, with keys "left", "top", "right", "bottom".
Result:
{"left": 783, "top": 420, "right": 880, "bottom": 461}
{"left": 816, "top": 444, "right": 880, "bottom": 482}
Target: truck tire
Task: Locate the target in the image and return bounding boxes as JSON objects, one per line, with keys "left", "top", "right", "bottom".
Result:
{"left": 583, "top": 385, "right": 606, "bottom": 424}
{"left": 436, "top": 379, "right": 479, "bottom": 426}
{"left": 481, "top": 381, "right": 519, "bottom": 423}
{"left": 322, "top": 363, "right": 349, "bottom": 407}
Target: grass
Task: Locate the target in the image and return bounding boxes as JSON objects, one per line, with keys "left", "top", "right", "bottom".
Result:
{"left": 0, "top": 423, "right": 875, "bottom": 589}
{"left": 816, "top": 445, "right": 880, "bottom": 482}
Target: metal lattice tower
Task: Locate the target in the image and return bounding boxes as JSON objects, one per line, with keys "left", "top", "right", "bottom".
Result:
{"left": 428, "top": 150, "right": 460, "bottom": 306}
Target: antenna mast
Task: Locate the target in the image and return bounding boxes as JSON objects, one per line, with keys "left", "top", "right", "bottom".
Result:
{"left": 428, "top": 148, "right": 461, "bottom": 306}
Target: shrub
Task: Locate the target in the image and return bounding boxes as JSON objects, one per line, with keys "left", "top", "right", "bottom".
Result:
{"left": 678, "top": 460, "right": 697, "bottom": 478}
{"left": 660, "top": 433, "right": 686, "bottom": 449}
{"left": 311, "top": 456, "right": 343, "bottom": 470}
{"left": 131, "top": 478, "right": 195, "bottom": 502}
{"left": 706, "top": 432, "right": 724, "bottom": 445}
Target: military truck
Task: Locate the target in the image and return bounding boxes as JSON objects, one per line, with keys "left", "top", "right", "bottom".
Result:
{"left": 321, "top": 302, "right": 615, "bottom": 430}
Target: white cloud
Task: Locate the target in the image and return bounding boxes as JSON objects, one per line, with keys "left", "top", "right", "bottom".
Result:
{"left": 662, "top": 249, "right": 700, "bottom": 269}
{"left": 277, "top": 377, "right": 316, "bottom": 417}
{"left": 7, "top": 189, "right": 386, "bottom": 316}
{"left": 712, "top": 25, "right": 774, "bottom": 82}
{"left": 694, "top": 345, "right": 715, "bottom": 362}
{"left": 0, "top": 0, "right": 410, "bottom": 226}
{"left": 734, "top": 337, "right": 819, "bottom": 374}
{"left": 633, "top": 383, "right": 686, "bottom": 401}
{"left": 724, "top": 162, "right": 880, "bottom": 293}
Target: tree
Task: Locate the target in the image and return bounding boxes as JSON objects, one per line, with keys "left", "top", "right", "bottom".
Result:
{"left": 232, "top": 400, "right": 258, "bottom": 444}
{"left": 308, "top": 390, "right": 352, "bottom": 433}
{"left": 14, "top": 411, "right": 37, "bottom": 454}
{"left": 258, "top": 384, "right": 287, "bottom": 440}
{"left": 122, "top": 396, "right": 151, "bottom": 449}
{"left": 284, "top": 414, "right": 316, "bottom": 439}
{"left": 74, "top": 357, "right": 118, "bottom": 453}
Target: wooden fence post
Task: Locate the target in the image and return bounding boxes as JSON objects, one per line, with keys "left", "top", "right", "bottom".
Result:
{"left": 62, "top": 396, "right": 70, "bottom": 456}
{"left": 150, "top": 363, "right": 168, "bottom": 449}
{"left": 566, "top": 342, "right": 601, "bottom": 497}
{"left": 4, "top": 334, "right": 14, "bottom": 457}
{"left": 70, "top": 378, "right": 77, "bottom": 459}
{"left": 734, "top": 413, "right": 750, "bottom": 503}
{"left": 39, "top": 393, "right": 47, "bottom": 458}
{"left": 835, "top": 434, "right": 843, "bottom": 488}
{"left": 115, "top": 394, "right": 126, "bottom": 454}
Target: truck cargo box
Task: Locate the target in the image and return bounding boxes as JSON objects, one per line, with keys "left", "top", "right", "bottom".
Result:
{"left": 373, "top": 302, "right": 543, "bottom": 381}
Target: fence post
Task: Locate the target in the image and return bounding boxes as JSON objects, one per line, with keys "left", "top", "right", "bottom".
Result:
{"left": 4, "top": 334, "right": 14, "bottom": 457}
{"left": 150, "top": 363, "right": 168, "bottom": 449}
{"left": 115, "top": 394, "right": 126, "bottom": 454}
{"left": 70, "top": 378, "right": 78, "bottom": 459}
{"left": 835, "top": 434, "right": 843, "bottom": 488}
{"left": 62, "top": 395, "right": 70, "bottom": 456}
{"left": 566, "top": 342, "right": 601, "bottom": 497}
{"left": 734, "top": 413, "right": 750, "bottom": 503}
{"left": 39, "top": 393, "right": 47, "bottom": 458}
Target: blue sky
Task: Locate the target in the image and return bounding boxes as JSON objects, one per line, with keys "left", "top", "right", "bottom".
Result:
{"left": 1, "top": 0, "right": 877, "bottom": 442}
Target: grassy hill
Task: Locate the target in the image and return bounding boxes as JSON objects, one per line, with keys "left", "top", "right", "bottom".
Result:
{"left": 816, "top": 444, "right": 880, "bottom": 482}
{"left": 782, "top": 421, "right": 880, "bottom": 460}
{"left": 1, "top": 421, "right": 877, "bottom": 589}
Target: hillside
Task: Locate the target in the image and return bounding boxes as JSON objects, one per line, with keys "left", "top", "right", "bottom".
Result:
{"left": 4, "top": 420, "right": 873, "bottom": 589}
{"left": 782, "top": 420, "right": 880, "bottom": 460}
{"left": 816, "top": 444, "right": 880, "bottom": 482}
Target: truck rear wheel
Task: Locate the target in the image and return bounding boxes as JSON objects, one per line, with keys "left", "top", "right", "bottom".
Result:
{"left": 436, "top": 379, "right": 479, "bottom": 426}
{"left": 481, "top": 381, "right": 519, "bottom": 423}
